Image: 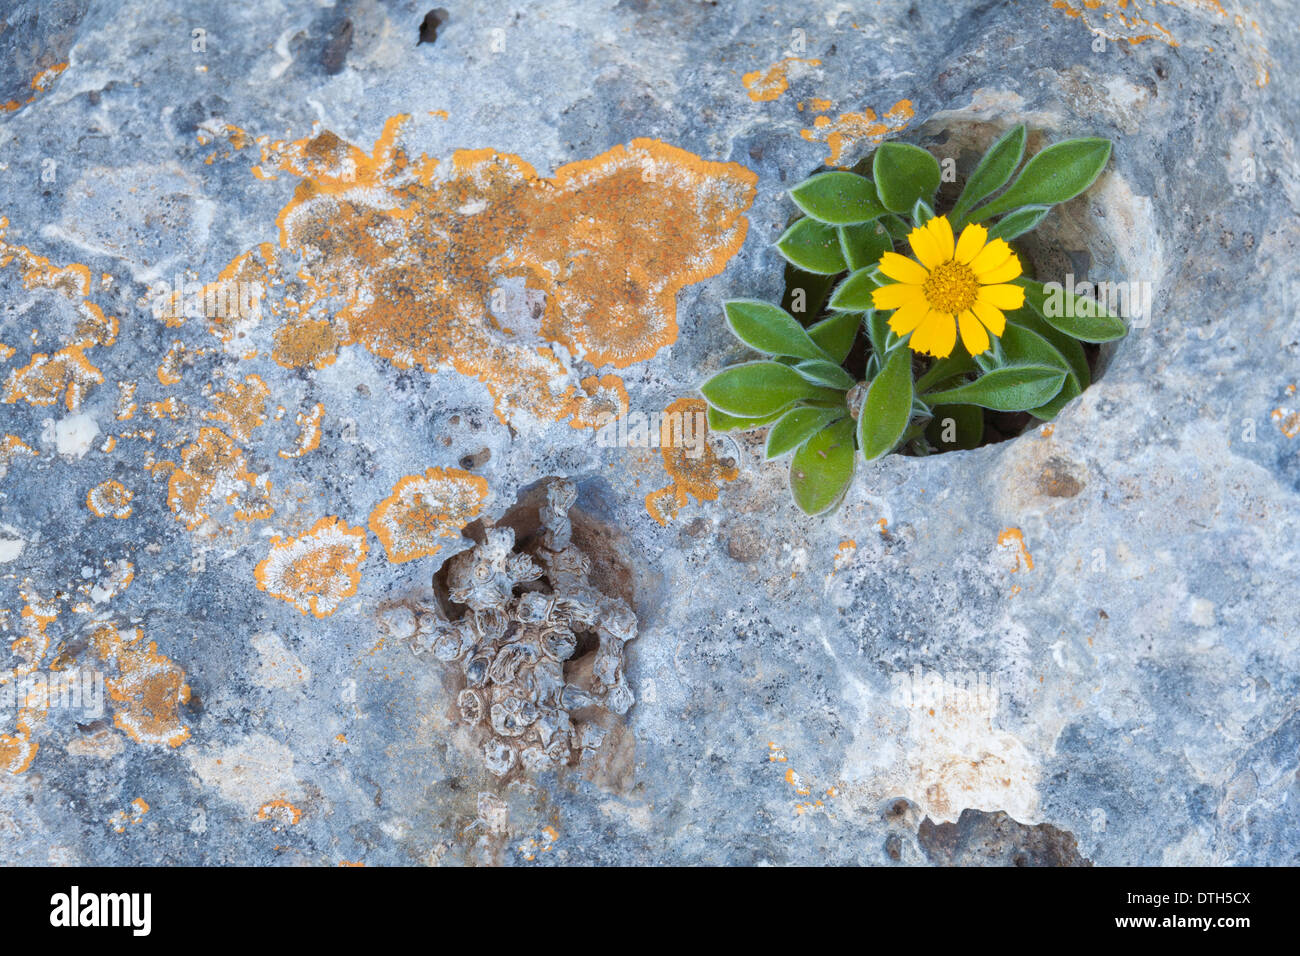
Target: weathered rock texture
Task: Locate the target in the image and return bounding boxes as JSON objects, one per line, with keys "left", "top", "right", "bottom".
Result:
{"left": 0, "top": 0, "right": 1296, "bottom": 865}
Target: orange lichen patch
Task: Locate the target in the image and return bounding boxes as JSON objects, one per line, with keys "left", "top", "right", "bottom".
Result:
{"left": 89, "top": 623, "right": 191, "bottom": 748}
{"left": 1271, "top": 408, "right": 1300, "bottom": 438}
{"left": 568, "top": 374, "right": 629, "bottom": 430}
{"left": 256, "top": 798, "right": 303, "bottom": 826}
{"left": 255, "top": 516, "right": 368, "bottom": 617}
{"left": 518, "top": 824, "right": 560, "bottom": 861}
{"left": 1, "top": 434, "right": 37, "bottom": 474}
{"left": 2, "top": 347, "right": 103, "bottom": 410}
{"left": 146, "top": 396, "right": 189, "bottom": 420}
{"left": 114, "top": 380, "right": 138, "bottom": 420}
{"left": 166, "top": 427, "right": 268, "bottom": 530}
{"left": 0, "top": 217, "right": 117, "bottom": 348}
{"left": 741, "top": 57, "right": 821, "bottom": 102}
{"left": 199, "top": 243, "right": 277, "bottom": 350}
{"left": 644, "top": 398, "right": 737, "bottom": 526}
{"left": 220, "top": 118, "right": 755, "bottom": 425}
{"left": 0, "top": 344, "right": 13, "bottom": 361}
{"left": 832, "top": 539, "right": 857, "bottom": 573}
{"left": 0, "top": 710, "right": 39, "bottom": 774}
{"left": 109, "top": 797, "right": 150, "bottom": 833}
{"left": 997, "top": 528, "right": 1035, "bottom": 573}
{"left": 280, "top": 403, "right": 325, "bottom": 459}
{"left": 204, "top": 374, "right": 270, "bottom": 441}
{"left": 0, "top": 62, "right": 68, "bottom": 113}
{"left": 368, "top": 467, "right": 488, "bottom": 563}
{"left": 800, "top": 99, "right": 915, "bottom": 166}
{"left": 87, "top": 480, "right": 134, "bottom": 519}
{"left": 272, "top": 317, "right": 339, "bottom": 369}
{"left": 156, "top": 340, "right": 197, "bottom": 385}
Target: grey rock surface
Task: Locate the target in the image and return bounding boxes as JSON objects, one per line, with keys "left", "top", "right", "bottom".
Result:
{"left": 0, "top": 0, "right": 1296, "bottom": 865}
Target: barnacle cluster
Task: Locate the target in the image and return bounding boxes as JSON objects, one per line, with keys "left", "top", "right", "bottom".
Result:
{"left": 417, "top": 480, "right": 637, "bottom": 777}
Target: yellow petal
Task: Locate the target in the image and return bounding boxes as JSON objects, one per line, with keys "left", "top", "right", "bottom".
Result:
{"left": 888, "top": 300, "right": 929, "bottom": 335}
{"left": 954, "top": 223, "right": 988, "bottom": 263}
{"left": 910, "top": 311, "right": 956, "bottom": 358}
{"left": 971, "top": 300, "right": 1007, "bottom": 337}
{"left": 968, "top": 238, "right": 1013, "bottom": 275}
{"left": 976, "top": 252, "right": 1023, "bottom": 285}
{"left": 908, "top": 224, "right": 945, "bottom": 270}
{"left": 926, "top": 216, "right": 955, "bottom": 261}
{"left": 872, "top": 282, "right": 925, "bottom": 311}
{"left": 878, "top": 251, "right": 930, "bottom": 285}
{"left": 976, "top": 283, "right": 1025, "bottom": 311}
{"left": 957, "top": 309, "right": 991, "bottom": 355}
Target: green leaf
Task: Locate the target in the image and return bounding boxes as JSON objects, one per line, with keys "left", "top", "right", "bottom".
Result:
{"left": 873, "top": 142, "right": 941, "bottom": 213}
{"left": 1008, "top": 306, "right": 1090, "bottom": 389}
{"left": 858, "top": 346, "right": 914, "bottom": 461}
{"left": 911, "top": 197, "right": 935, "bottom": 225}
{"left": 766, "top": 407, "right": 845, "bottom": 460}
{"left": 701, "top": 361, "right": 844, "bottom": 417}
{"left": 951, "top": 124, "right": 1026, "bottom": 226}
{"left": 865, "top": 310, "right": 891, "bottom": 356}
{"left": 792, "top": 358, "right": 857, "bottom": 390}
{"left": 925, "top": 404, "right": 984, "bottom": 451}
{"left": 998, "top": 323, "right": 1074, "bottom": 414}
{"left": 970, "top": 138, "right": 1112, "bottom": 221}
{"left": 807, "top": 312, "right": 861, "bottom": 364}
{"left": 828, "top": 266, "right": 881, "bottom": 311}
{"left": 882, "top": 214, "right": 911, "bottom": 240}
{"left": 837, "top": 221, "right": 893, "bottom": 271}
{"left": 790, "top": 172, "right": 887, "bottom": 225}
{"left": 789, "top": 417, "right": 856, "bottom": 515}
{"left": 776, "top": 218, "right": 848, "bottom": 275}
{"left": 913, "top": 345, "right": 976, "bottom": 394}
{"left": 999, "top": 323, "right": 1074, "bottom": 382}
{"left": 923, "top": 364, "right": 1066, "bottom": 411}
{"left": 986, "top": 205, "right": 1050, "bottom": 241}
{"left": 706, "top": 406, "right": 784, "bottom": 432}
{"left": 1016, "top": 278, "right": 1127, "bottom": 342}
{"left": 724, "top": 300, "right": 833, "bottom": 360}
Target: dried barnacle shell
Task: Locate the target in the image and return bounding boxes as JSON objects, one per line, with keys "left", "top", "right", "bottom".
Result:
{"left": 515, "top": 591, "right": 553, "bottom": 624}
{"left": 463, "top": 652, "right": 493, "bottom": 687}
{"left": 483, "top": 738, "right": 516, "bottom": 777}
{"left": 458, "top": 688, "right": 485, "bottom": 724}
{"left": 605, "top": 680, "right": 635, "bottom": 716}
{"left": 561, "top": 683, "right": 595, "bottom": 711}
{"left": 598, "top": 601, "right": 638, "bottom": 643}
{"left": 431, "top": 622, "right": 476, "bottom": 662}
{"left": 488, "top": 642, "right": 536, "bottom": 685}
{"left": 532, "top": 658, "right": 565, "bottom": 707}
{"left": 490, "top": 696, "right": 538, "bottom": 737}
{"left": 539, "top": 625, "right": 577, "bottom": 662}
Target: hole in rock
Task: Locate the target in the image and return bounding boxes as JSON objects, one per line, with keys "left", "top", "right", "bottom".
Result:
{"left": 418, "top": 8, "right": 450, "bottom": 45}
{"left": 781, "top": 119, "right": 1144, "bottom": 455}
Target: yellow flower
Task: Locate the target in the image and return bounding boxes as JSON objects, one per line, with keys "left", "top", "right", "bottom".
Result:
{"left": 870, "top": 215, "right": 1025, "bottom": 358}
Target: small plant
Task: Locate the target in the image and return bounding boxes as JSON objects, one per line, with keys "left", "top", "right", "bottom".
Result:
{"left": 700, "top": 126, "right": 1127, "bottom": 515}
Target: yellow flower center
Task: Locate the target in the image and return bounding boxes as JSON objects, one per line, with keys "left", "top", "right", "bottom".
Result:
{"left": 922, "top": 259, "right": 978, "bottom": 314}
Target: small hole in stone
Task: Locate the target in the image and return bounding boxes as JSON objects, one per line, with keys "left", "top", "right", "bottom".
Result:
{"left": 418, "top": 8, "right": 450, "bottom": 46}
{"left": 781, "top": 132, "right": 1126, "bottom": 456}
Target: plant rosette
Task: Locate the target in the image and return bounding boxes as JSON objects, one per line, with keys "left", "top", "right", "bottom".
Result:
{"left": 700, "top": 126, "right": 1128, "bottom": 515}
